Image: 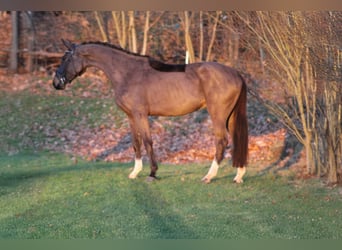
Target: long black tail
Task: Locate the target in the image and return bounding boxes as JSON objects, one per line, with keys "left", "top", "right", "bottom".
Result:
{"left": 231, "top": 75, "right": 248, "bottom": 167}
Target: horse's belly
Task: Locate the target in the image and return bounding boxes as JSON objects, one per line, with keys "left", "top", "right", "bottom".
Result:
{"left": 146, "top": 73, "right": 205, "bottom": 116}
{"left": 149, "top": 97, "right": 206, "bottom": 116}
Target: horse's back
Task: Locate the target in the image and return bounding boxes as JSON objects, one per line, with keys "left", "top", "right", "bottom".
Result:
{"left": 142, "top": 65, "right": 205, "bottom": 116}
{"left": 191, "top": 62, "right": 243, "bottom": 93}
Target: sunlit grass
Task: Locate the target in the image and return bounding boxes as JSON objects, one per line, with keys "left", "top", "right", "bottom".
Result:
{"left": 0, "top": 152, "right": 342, "bottom": 239}
{"left": 1, "top": 90, "right": 342, "bottom": 239}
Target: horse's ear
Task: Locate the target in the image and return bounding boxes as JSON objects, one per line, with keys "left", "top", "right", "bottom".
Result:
{"left": 61, "top": 39, "right": 74, "bottom": 51}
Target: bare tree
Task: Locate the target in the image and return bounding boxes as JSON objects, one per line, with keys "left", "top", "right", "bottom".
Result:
{"left": 237, "top": 11, "right": 341, "bottom": 184}
{"left": 9, "top": 11, "right": 19, "bottom": 72}
{"left": 128, "top": 11, "right": 137, "bottom": 53}
{"left": 112, "top": 11, "right": 127, "bottom": 48}
{"left": 181, "top": 11, "right": 195, "bottom": 63}
{"left": 140, "top": 11, "right": 150, "bottom": 55}
{"left": 22, "top": 11, "right": 34, "bottom": 72}
{"left": 205, "top": 11, "right": 221, "bottom": 61}
{"left": 94, "top": 11, "right": 109, "bottom": 42}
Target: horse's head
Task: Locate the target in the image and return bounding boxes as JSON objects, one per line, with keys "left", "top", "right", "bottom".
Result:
{"left": 53, "top": 39, "right": 86, "bottom": 90}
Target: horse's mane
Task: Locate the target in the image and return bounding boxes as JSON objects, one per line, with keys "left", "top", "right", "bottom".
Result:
{"left": 80, "top": 41, "right": 186, "bottom": 72}
{"left": 81, "top": 41, "right": 149, "bottom": 59}
{"left": 148, "top": 58, "right": 186, "bottom": 72}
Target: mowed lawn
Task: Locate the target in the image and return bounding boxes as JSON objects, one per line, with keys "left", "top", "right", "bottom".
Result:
{"left": 1, "top": 89, "right": 342, "bottom": 239}
{"left": 1, "top": 152, "right": 342, "bottom": 239}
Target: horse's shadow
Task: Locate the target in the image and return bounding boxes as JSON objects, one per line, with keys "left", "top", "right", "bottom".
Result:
{"left": 95, "top": 132, "right": 132, "bottom": 161}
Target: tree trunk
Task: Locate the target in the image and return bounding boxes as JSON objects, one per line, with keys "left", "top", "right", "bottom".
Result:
{"left": 141, "top": 11, "right": 150, "bottom": 55}
{"left": 199, "top": 11, "right": 204, "bottom": 61}
{"left": 206, "top": 11, "right": 220, "bottom": 61}
{"left": 128, "top": 11, "right": 137, "bottom": 53}
{"left": 183, "top": 11, "right": 195, "bottom": 63}
{"left": 23, "top": 11, "right": 34, "bottom": 72}
{"left": 94, "top": 11, "right": 108, "bottom": 42}
{"left": 9, "top": 11, "right": 19, "bottom": 73}
{"left": 112, "top": 11, "right": 127, "bottom": 48}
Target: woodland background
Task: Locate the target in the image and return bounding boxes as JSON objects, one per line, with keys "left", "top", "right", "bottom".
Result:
{"left": 0, "top": 11, "right": 341, "bottom": 184}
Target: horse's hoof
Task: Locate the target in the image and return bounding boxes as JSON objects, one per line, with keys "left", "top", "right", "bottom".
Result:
{"left": 201, "top": 177, "right": 211, "bottom": 184}
{"left": 233, "top": 178, "right": 244, "bottom": 184}
{"left": 233, "top": 167, "right": 246, "bottom": 184}
{"left": 128, "top": 174, "right": 137, "bottom": 179}
{"left": 146, "top": 176, "right": 158, "bottom": 182}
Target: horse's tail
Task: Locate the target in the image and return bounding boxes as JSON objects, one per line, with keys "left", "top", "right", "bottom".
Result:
{"left": 230, "top": 74, "right": 248, "bottom": 167}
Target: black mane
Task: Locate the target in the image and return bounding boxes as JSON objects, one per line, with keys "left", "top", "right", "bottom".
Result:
{"left": 81, "top": 41, "right": 148, "bottom": 58}
{"left": 148, "top": 58, "right": 186, "bottom": 72}
{"left": 81, "top": 41, "right": 186, "bottom": 72}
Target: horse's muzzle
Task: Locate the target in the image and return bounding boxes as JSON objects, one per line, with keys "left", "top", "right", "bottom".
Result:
{"left": 52, "top": 76, "right": 66, "bottom": 90}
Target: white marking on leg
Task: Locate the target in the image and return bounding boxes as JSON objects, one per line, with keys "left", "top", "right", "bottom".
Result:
{"left": 202, "top": 158, "right": 219, "bottom": 184}
{"left": 128, "top": 158, "right": 143, "bottom": 179}
{"left": 233, "top": 167, "right": 246, "bottom": 183}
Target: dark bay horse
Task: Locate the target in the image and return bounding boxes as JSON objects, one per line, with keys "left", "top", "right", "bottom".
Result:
{"left": 53, "top": 39, "right": 248, "bottom": 183}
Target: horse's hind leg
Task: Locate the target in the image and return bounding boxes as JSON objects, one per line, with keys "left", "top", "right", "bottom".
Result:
{"left": 202, "top": 118, "right": 228, "bottom": 184}
{"left": 145, "top": 143, "right": 158, "bottom": 181}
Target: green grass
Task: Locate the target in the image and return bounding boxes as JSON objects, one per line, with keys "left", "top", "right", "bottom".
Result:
{"left": 1, "top": 90, "right": 342, "bottom": 239}
{"left": 1, "top": 152, "right": 342, "bottom": 239}
{"left": 0, "top": 90, "right": 125, "bottom": 154}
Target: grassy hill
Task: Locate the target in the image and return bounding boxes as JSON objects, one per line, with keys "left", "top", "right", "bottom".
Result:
{"left": 0, "top": 78, "right": 341, "bottom": 239}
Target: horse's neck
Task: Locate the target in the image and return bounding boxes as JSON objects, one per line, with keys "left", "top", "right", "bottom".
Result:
{"left": 82, "top": 45, "right": 118, "bottom": 73}
{"left": 81, "top": 44, "right": 140, "bottom": 85}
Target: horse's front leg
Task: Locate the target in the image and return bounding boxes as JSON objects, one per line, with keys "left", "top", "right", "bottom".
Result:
{"left": 128, "top": 118, "right": 143, "bottom": 179}
{"left": 128, "top": 114, "right": 158, "bottom": 181}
